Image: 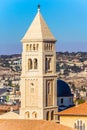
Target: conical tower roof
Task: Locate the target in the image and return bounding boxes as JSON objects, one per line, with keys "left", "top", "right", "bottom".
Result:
{"left": 22, "top": 7, "right": 56, "bottom": 42}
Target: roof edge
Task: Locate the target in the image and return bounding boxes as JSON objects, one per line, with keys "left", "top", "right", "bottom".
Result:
{"left": 21, "top": 39, "right": 57, "bottom": 43}
{"left": 56, "top": 113, "right": 87, "bottom": 116}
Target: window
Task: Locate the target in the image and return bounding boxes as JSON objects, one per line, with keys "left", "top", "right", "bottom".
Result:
{"left": 47, "top": 81, "right": 51, "bottom": 94}
{"left": 45, "top": 57, "right": 51, "bottom": 71}
{"left": 44, "top": 44, "right": 46, "bottom": 50}
{"left": 26, "top": 44, "right": 29, "bottom": 51}
{"left": 28, "top": 59, "right": 32, "bottom": 69}
{"left": 61, "top": 98, "right": 63, "bottom": 104}
{"left": 34, "top": 59, "right": 38, "bottom": 69}
{"left": 74, "top": 120, "right": 85, "bottom": 130}
{"left": 51, "top": 111, "right": 54, "bottom": 120}
{"left": 45, "top": 58, "right": 48, "bottom": 71}
{"left": 50, "top": 44, "right": 52, "bottom": 50}
{"left": 44, "top": 43, "right": 53, "bottom": 51}
{"left": 32, "top": 112, "right": 37, "bottom": 118}
{"left": 33, "top": 44, "right": 35, "bottom": 50}
{"left": 36, "top": 44, "right": 39, "bottom": 50}
{"left": 30, "top": 44, "right": 32, "bottom": 51}
{"left": 46, "top": 111, "right": 50, "bottom": 120}
{"left": 48, "top": 82, "right": 50, "bottom": 94}
{"left": 25, "top": 111, "right": 30, "bottom": 119}
{"left": 47, "top": 44, "right": 49, "bottom": 50}
{"left": 48, "top": 58, "right": 51, "bottom": 70}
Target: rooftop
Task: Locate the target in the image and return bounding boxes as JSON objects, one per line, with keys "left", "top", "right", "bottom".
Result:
{"left": 0, "top": 111, "right": 19, "bottom": 119}
{"left": 0, "top": 119, "right": 76, "bottom": 130}
{"left": 0, "top": 105, "right": 19, "bottom": 111}
{"left": 56, "top": 102, "right": 87, "bottom": 116}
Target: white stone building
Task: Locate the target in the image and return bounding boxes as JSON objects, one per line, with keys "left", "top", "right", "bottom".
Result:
{"left": 20, "top": 6, "right": 58, "bottom": 120}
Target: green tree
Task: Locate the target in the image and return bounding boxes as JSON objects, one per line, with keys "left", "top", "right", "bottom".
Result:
{"left": 75, "top": 99, "right": 85, "bottom": 105}
{"left": 6, "top": 96, "right": 9, "bottom": 102}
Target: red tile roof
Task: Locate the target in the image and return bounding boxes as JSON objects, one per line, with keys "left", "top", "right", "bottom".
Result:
{"left": 56, "top": 102, "right": 87, "bottom": 116}
{"left": 0, "top": 105, "right": 19, "bottom": 111}
{"left": 0, "top": 119, "right": 76, "bottom": 130}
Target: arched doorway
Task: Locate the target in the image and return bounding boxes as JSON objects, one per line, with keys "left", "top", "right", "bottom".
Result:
{"left": 46, "top": 111, "right": 50, "bottom": 120}
{"left": 51, "top": 111, "right": 54, "bottom": 120}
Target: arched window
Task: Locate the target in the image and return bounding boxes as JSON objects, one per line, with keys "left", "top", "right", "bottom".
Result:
{"left": 50, "top": 44, "right": 52, "bottom": 50}
{"left": 32, "top": 112, "right": 37, "bottom": 118}
{"left": 30, "top": 83, "right": 34, "bottom": 93}
{"left": 33, "top": 44, "right": 35, "bottom": 50}
{"left": 44, "top": 44, "right": 46, "bottom": 50}
{"left": 51, "top": 111, "right": 54, "bottom": 120}
{"left": 28, "top": 59, "right": 32, "bottom": 70}
{"left": 46, "top": 111, "right": 50, "bottom": 120}
{"left": 48, "top": 81, "right": 51, "bottom": 94}
{"left": 74, "top": 120, "right": 85, "bottom": 130}
{"left": 45, "top": 44, "right": 48, "bottom": 50}
{"left": 26, "top": 44, "right": 29, "bottom": 52}
{"left": 45, "top": 57, "right": 48, "bottom": 71}
{"left": 49, "top": 44, "right": 50, "bottom": 50}
{"left": 30, "top": 44, "right": 32, "bottom": 51}
{"left": 47, "top": 44, "right": 49, "bottom": 50}
{"left": 45, "top": 57, "right": 51, "bottom": 71}
{"left": 34, "top": 59, "right": 38, "bottom": 69}
{"left": 48, "top": 58, "right": 51, "bottom": 70}
{"left": 61, "top": 98, "right": 63, "bottom": 104}
{"left": 25, "top": 111, "right": 30, "bottom": 119}
{"left": 35, "top": 44, "right": 38, "bottom": 50}
{"left": 49, "top": 44, "right": 51, "bottom": 50}
{"left": 48, "top": 82, "right": 50, "bottom": 94}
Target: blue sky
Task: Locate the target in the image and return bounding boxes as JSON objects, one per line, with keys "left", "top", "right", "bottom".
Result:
{"left": 0, "top": 0, "right": 87, "bottom": 54}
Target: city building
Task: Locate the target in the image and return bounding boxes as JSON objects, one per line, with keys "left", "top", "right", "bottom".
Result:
{"left": 56, "top": 102, "right": 87, "bottom": 130}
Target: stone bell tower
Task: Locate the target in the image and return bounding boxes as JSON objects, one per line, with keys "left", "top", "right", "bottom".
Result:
{"left": 20, "top": 5, "right": 58, "bottom": 120}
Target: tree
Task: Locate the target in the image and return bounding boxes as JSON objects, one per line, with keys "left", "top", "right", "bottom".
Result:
{"left": 8, "top": 80, "right": 12, "bottom": 86}
{"left": 6, "top": 96, "right": 9, "bottom": 102}
{"left": 75, "top": 99, "right": 85, "bottom": 105}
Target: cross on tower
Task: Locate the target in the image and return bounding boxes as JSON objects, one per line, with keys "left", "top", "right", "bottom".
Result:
{"left": 38, "top": 4, "right": 40, "bottom": 9}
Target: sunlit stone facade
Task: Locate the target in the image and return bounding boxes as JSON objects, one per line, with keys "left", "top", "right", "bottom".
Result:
{"left": 20, "top": 7, "right": 58, "bottom": 120}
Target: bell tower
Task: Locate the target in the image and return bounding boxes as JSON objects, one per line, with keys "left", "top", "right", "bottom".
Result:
{"left": 20, "top": 6, "right": 58, "bottom": 120}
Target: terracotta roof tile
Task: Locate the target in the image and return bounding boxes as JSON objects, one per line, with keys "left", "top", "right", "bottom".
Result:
{"left": 56, "top": 102, "right": 87, "bottom": 116}
{"left": 0, "top": 119, "right": 76, "bottom": 130}
{"left": 0, "top": 105, "right": 19, "bottom": 111}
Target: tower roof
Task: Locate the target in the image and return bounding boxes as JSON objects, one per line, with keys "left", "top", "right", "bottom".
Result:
{"left": 22, "top": 7, "right": 56, "bottom": 42}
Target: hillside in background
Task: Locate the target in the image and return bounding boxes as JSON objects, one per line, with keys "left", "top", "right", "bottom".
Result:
{"left": 0, "top": 52, "right": 87, "bottom": 89}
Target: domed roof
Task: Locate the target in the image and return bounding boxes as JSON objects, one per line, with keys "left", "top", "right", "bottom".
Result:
{"left": 57, "top": 80, "right": 73, "bottom": 97}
